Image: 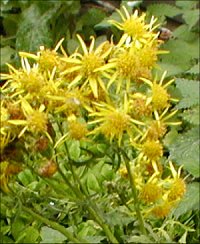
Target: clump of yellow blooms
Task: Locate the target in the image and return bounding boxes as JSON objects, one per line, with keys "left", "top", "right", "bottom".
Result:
{"left": 0, "top": 6, "right": 186, "bottom": 221}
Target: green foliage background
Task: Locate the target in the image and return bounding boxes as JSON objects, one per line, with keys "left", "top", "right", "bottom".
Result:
{"left": 0, "top": 0, "right": 199, "bottom": 243}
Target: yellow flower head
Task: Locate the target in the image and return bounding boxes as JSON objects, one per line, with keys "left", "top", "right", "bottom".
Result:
{"left": 109, "top": 6, "right": 159, "bottom": 43}
{"left": 167, "top": 161, "right": 186, "bottom": 202}
{"left": 89, "top": 95, "right": 143, "bottom": 146}
{"left": 8, "top": 99, "right": 48, "bottom": 138}
{"left": 140, "top": 182, "right": 162, "bottom": 203}
{"left": 68, "top": 115, "right": 88, "bottom": 140}
{"left": 140, "top": 71, "right": 175, "bottom": 111}
{"left": 151, "top": 200, "right": 172, "bottom": 218}
{"left": 61, "top": 35, "right": 113, "bottom": 98}
{"left": 142, "top": 140, "right": 163, "bottom": 161}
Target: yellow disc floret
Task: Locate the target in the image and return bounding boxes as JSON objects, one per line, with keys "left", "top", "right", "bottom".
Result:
{"left": 142, "top": 140, "right": 163, "bottom": 161}
{"left": 152, "top": 84, "right": 170, "bottom": 110}
{"left": 140, "top": 182, "right": 162, "bottom": 203}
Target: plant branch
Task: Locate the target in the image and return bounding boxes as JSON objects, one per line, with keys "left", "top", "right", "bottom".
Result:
{"left": 21, "top": 206, "right": 88, "bottom": 243}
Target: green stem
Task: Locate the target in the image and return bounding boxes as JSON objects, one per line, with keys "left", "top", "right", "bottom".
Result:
{"left": 121, "top": 150, "right": 146, "bottom": 235}
{"left": 21, "top": 206, "right": 88, "bottom": 243}
{"left": 55, "top": 121, "right": 119, "bottom": 243}
{"left": 58, "top": 160, "right": 119, "bottom": 243}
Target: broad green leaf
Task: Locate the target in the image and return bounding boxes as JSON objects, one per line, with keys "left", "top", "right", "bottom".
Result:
{"left": 169, "top": 127, "right": 200, "bottom": 177}
{"left": 175, "top": 79, "right": 199, "bottom": 109}
{"left": 40, "top": 226, "right": 67, "bottom": 243}
{"left": 22, "top": 226, "right": 40, "bottom": 243}
{"left": 11, "top": 218, "right": 25, "bottom": 241}
{"left": 175, "top": 0, "right": 198, "bottom": 9}
{"left": 16, "top": 3, "right": 61, "bottom": 52}
{"left": 80, "top": 8, "right": 106, "bottom": 27}
{"left": 187, "top": 62, "right": 200, "bottom": 74}
{"left": 147, "top": 3, "right": 181, "bottom": 18}
{"left": 173, "top": 182, "right": 200, "bottom": 218}
{"left": 159, "top": 40, "right": 198, "bottom": 76}
{"left": 173, "top": 24, "right": 199, "bottom": 43}
{"left": 181, "top": 106, "right": 199, "bottom": 125}
{"left": 68, "top": 140, "right": 81, "bottom": 161}
{"left": 183, "top": 9, "right": 199, "bottom": 30}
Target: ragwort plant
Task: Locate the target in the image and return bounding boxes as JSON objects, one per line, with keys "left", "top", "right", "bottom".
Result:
{"left": 0, "top": 6, "right": 189, "bottom": 243}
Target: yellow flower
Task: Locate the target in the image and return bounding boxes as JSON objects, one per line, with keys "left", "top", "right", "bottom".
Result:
{"left": 107, "top": 47, "right": 151, "bottom": 93}
{"left": 151, "top": 200, "right": 172, "bottom": 218}
{"left": 8, "top": 99, "right": 49, "bottom": 139}
{"left": 140, "top": 71, "right": 176, "bottom": 111}
{"left": 68, "top": 115, "right": 88, "bottom": 140}
{"left": 140, "top": 182, "right": 162, "bottom": 203}
{"left": 108, "top": 6, "right": 159, "bottom": 43}
{"left": 142, "top": 140, "right": 163, "bottom": 161}
{"left": 89, "top": 95, "right": 144, "bottom": 146}
{"left": 168, "top": 178, "right": 186, "bottom": 201}
{"left": 61, "top": 35, "right": 114, "bottom": 98}
{"left": 167, "top": 161, "right": 186, "bottom": 202}
{"left": 19, "top": 38, "right": 65, "bottom": 72}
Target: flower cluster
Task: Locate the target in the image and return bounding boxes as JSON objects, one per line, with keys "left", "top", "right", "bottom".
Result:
{"left": 0, "top": 6, "right": 185, "bottom": 219}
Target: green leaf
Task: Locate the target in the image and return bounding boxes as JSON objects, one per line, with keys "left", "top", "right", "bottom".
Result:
{"left": 175, "top": 1, "right": 198, "bottom": 10}
{"left": 183, "top": 9, "right": 200, "bottom": 30}
{"left": 175, "top": 79, "right": 199, "bottom": 109}
{"left": 0, "top": 46, "right": 15, "bottom": 67}
{"left": 147, "top": 3, "right": 181, "bottom": 18}
{"left": 11, "top": 217, "right": 25, "bottom": 241}
{"left": 16, "top": 3, "right": 61, "bottom": 52}
{"left": 169, "top": 127, "right": 200, "bottom": 177}
{"left": 127, "top": 235, "right": 154, "bottom": 243}
{"left": 80, "top": 8, "right": 106, "bottom": 27}
{"left": 18, "top": 169, "right": 35, "bottom": 186}
{"left": 181, "top": 106, "right": 199, "bottom": 125}
{"left": 68, "top": 140, "right": 81, "bottom": 161}
{"left": 173, "top": 24, "right": 199, "bottom": 43}
{"left": 22, "top": 226, "right": 40, "bottom": 243}
{"left": 87, "top": 170, "right": 101, "bottom": 193}
{"left": 40, "top": 226, "right": 67, "bottom": 243}
{"left": 186, "top": 62, "right": 200, "bottom": 74}
{"left": 173, "top": 182, "right": 200, "bottom": 218}
{"left": 159, "top": 39, "right": 198, "bottom": 76}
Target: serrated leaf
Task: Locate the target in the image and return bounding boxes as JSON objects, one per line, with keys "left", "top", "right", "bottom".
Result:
{"left": 159, "top": 40, "right": 198, "bottom": 75}
{"left": 169, "top": 127, "right": 200, "bottom": 177}
{"left": 176, "top": 1, "right": 198, "bottom": 10}
{"left": 181, "top": 106, "right": 199, "bottom": 125}
{"left": 187, "top": 62, "right": 200, "bottom": 74}
{"left": 40, "top": 226, "right": 67, "bottom": 243}
{"left": 173, "top": 182, "right": 200, "bottom": 218}
{"left": 175, "top": 79, "right": 199, "bottom": 109}
{"left": 173, "top": 24, "right": 199, "bottom": 43}
{"left": 147, "top": 3, "right": 181, "bottom": 18}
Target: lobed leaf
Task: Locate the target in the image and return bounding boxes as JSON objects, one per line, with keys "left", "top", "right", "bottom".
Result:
{"left": 175, "top": 79, "right": 199, "bottom": 109}
{"left": 169, "top": 126, "right": 200, "bottom": 178}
